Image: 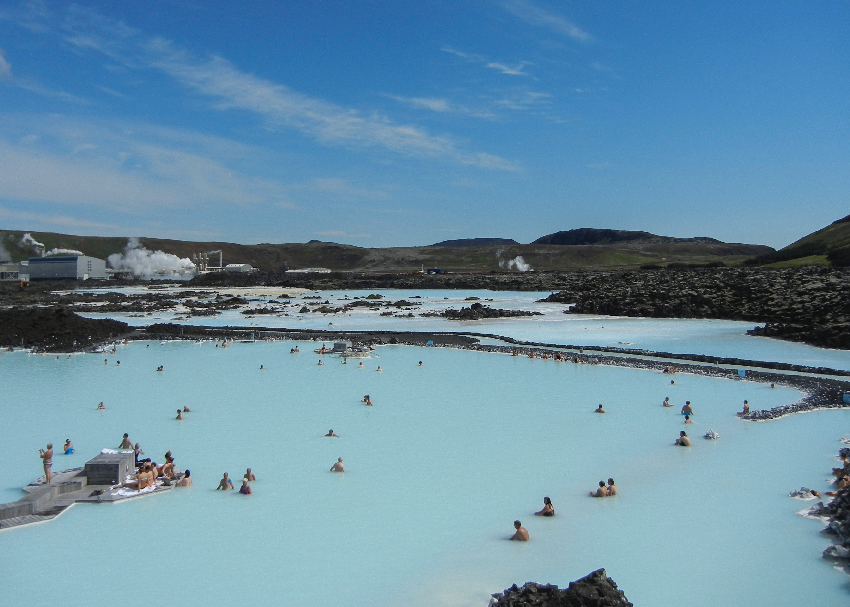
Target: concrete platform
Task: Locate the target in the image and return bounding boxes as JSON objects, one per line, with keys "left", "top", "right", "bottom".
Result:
{"left": 0, "top": 455, "right": 177, "bottom": 531}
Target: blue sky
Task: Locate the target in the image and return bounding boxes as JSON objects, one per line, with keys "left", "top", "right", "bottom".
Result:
{"left": 0, "top": 1, "right": 847, "bottom": 248}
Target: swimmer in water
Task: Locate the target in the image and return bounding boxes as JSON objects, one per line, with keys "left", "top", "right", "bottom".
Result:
{"left": 325, "top": 429, "right": 339, "bottom": 437}
{"left": 318, "top": 360, "right": 323, "bottom": 366}
{"left": 97, "top": 402, "right": 106, "bottom": 410}
{"left": 216, "top": 472, "right": 234, "bottom": 490}
{"left": 358, "top": 362, "right": 364, "bottom": 368}
{"left": 509, "top": 520, "right": 529, "bottom": 541}
{"left": 534, "top": 497, "right": 554, "bottom": 516}
{"left": 607, "top": 478, "right": 618, "bottom": 496}
{"left": 119, "top": 433, "right": 132, "bottom": 449}
{"left": 177, "top": 470, "right": 192, "bottom": 486}
{"left": 239, "top": 479, "right": 252, "bottom": 495}
{"left": 362, "top": 395, "right": 373, "bottom": 406}
{"left": 590, "top": 481, "right": 608, "bottom": 497}
{"left": 681, "top": 401, "right": 693, "bottom": 416}
{"left": 595, "top": 404, "right": 606, "bottom": 413}
{"left": 176, "top": 409, "right": 183, "bottom": 420}
{"left": 418, "top": 361, "right": 423, "bottom": 366}
{"left": 675, "top": 431, "right": 691, "bottom": 446}
{"left": 663, "top": 397, "right": 672, "bottom": 407}
{"left": 244, "top": 468, "right": 256, "bottom": 481}
{"left": 183, "top": 406, "right": 191, "bottom": 412}
{"left": 330, "top": 457, "right": 345, "bottom": 472}
{"left": 376, "top": 366, "right": 382, "bottom": 372}
{"left": 670, "top": 380, "right": 675, "bottom": 385}
{"left": 260, "top": 365, "right": 264, "bottom": 370}
{"left": 63, "top": 439, "right": 74, "bottom": 455}
{"left": 684, "top": 415, "right": 692, "bottom": 424}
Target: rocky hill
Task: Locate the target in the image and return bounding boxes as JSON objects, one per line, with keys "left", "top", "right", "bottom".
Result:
{"left": 746, "top": 214, "right": 850, "bottom": 267}
{"left": 533, "top": 227, "right": 719, "bottom": 246}
{"left": 0, "top": 230, "right": 773, "bottom": 273}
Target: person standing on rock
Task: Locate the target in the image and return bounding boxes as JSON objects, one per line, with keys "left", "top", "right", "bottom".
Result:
{"left": 509, "top": 520, "right": 529, "bottom": 541}
{"left": 39, "top": 443, "right": 53, "bottom": 483}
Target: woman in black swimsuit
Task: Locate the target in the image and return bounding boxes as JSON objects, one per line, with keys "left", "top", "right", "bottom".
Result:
{"left": 534, "top": 496, "right": 554, "bottom": 516}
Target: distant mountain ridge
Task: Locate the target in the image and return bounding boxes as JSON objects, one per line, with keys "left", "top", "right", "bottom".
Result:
{"left": 533, "top": 228, "right": 719, "bottom": 246}
{"left": 429, "top": 238, "right": 518, "bottom": 247}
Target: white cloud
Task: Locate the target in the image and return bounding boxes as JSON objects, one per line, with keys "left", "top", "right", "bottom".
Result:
{"left": 15, "top": 79, "right": 90, "bottom": 104}
{"left": 56, "top": 10, "right": 517, "bottom": 171}
{"left": 501, "top": 0, "right": 591, "bottom": 42}
{"left": 0, "top": 205, "right": 120, "bottom": 231}
{"left": 486, "top": 61, "right": 531, "bottom": 76}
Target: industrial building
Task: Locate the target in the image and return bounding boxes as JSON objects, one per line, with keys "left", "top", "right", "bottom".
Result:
{"left": 27, "top": 256, "right": 107, "bottom": 280}
{"left": 224, "top": 263, "right": 255, "bottom": 273}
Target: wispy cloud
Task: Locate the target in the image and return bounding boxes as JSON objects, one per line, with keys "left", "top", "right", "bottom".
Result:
{"left": 486, "top": 61, "right": 531, "bottom": 76}
{"left": 15, "top": 79, "right": 90, "bottom": 104}
{"left": 501, "top": 0, "right": 591, "bottom": 42}
{"left": 0, "top": 49, "right": 11, "bottom": 79}
{"left": 55, "top": 8, "right": 517, "bottom": 171}
{"left": 0, "top": 205, "right": 121, "bottom": 231}
{"left": 385, "top": 94, "right": 497, "bottom": 120}
{"left": 441, "top": 46, "right": 532, "bottom": 78}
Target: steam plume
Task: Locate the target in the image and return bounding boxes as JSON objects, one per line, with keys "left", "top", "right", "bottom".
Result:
{"left": 108, "top": 238, "right": 196, "bottom": 280}
{"left": 20, "top": 233, "right": 45, "bottom": 256}
{"left": 45, "top": 248, "right": 84, "bottom": 256}
{"left": 497, "top": 251, "right": 532, "bottom": 272}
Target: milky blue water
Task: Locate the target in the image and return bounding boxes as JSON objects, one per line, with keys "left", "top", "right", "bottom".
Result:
{"left": 1, "top": 337, "right": 848, "bottom": 607}
{"left": 77, "top": 287, "right": 850, "bottom": 371}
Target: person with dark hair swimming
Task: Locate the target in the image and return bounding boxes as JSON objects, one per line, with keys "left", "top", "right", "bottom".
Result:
{"left": 590, "top": 480, "right": 608, "bottom": 497}
{"left": 534, "top": 497, "right": 554, "bottom": 516}
{"left": 509, "top": 520, "right": 528, "bottom": 541}
{"left": 675, "top": 431, "right": 692, "bottom": 446}
{"left": 607, "top": 478, "right": 618, "bottom": 496}
{"left": 177, "top": 470, "right": 192, "bottom": 486}
{"left": 63, "top": 439, "right": 74, "bottom": 455}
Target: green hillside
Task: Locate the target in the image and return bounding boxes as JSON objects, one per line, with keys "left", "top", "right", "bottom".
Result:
{"left": 745, "top": 215, "right": 850, "bottom": 267}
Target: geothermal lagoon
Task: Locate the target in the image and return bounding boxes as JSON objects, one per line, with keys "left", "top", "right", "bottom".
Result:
{"left": 1, "top": 289, "right": 849, "bottom": 607}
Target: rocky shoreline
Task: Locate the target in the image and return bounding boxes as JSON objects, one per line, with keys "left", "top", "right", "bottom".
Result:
{"left": 489, "top": 569, "right": 633, "bottom": 607}
{"left": 541, "top": 266, "right": 850, "bottom": 350}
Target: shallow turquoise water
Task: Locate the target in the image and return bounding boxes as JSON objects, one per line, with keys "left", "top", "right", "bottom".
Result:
{"left": 1, "top": 339, "right": 848, "bottom": 606}
{"left": 78, "top": 287, "right": 850, "bottom": 370}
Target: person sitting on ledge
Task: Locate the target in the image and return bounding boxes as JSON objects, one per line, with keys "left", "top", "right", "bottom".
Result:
{"left": 239, "top": 479, "right": 252, "bottom": 495}
{"left": 217, "top": 472, "right": 234, "bottom": 490}
{"left": 534, "top": 497, "right": 554, "bottom": 516}
{"left": 595, "top": 404, "right": 606, "bottom": 414}
{"left": 324, "top": 429, "right": 339, "bottom": 437}
{"left": 738, "top": 400, "right": 750, "bottom": 416}
{"left": 681, "top": 401, "right": 693, "bottom": 416}
{"left": 509, "top": 520, "right": 529, "bottom": 541}
{"left": 123, "top": 463, "right": 155, "bottom": 491}
{"left": 675, "top": 431, "right": 692, "bottom": 446}
{"left": 330, "top": 457, "right": 345, "bottom": 472}
{"left": 63, "top": 439, "right": 74, "bottom": 455}
{"left": 177, "top": 470, "right": 192, "bottom": 486}
{"left": 590, "top": 481, "right": 608, "bottom": 497}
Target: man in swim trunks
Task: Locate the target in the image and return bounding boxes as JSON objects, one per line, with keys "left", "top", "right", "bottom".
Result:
{"left": 217, "top": 472, "right": 234, "bottom": 490}
{"left": 119, "top": 433, "right": 132, "bottom": 449}
{"left": 675, "top": 431, "right": 692, "bottom": 446}
{"left": 510, "top": 520, "right": 529, "bottom": 541}
{"left": 39, "top": 443, "right": 53, "bottom": 483}
{"left": 607, "top": 478, "right": 618, "bottom": 496}
{"left": 681, "top": 401, "right": 693, "bottom": 416}
{"left": 590, "top": 481, "right": 608, "bottom": 497}
{"left": 330, "top": 457, "right": 345, "bottom": 472}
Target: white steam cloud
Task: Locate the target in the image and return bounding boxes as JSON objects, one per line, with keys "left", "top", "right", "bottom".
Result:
{"left": 0, "top": 240, "right": 11, "bottom": 262}
{"left": 20, "top": 233, "right": 45, "bottom": 256}
{"left": 497, "top": 251, "right": 532, "bottom": 272}
{"left": 108, "top": 238, "right": 197, "bottom": 280}
{"left": 45, "top": 248, "right": 84, "bottom": 256}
